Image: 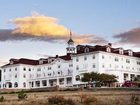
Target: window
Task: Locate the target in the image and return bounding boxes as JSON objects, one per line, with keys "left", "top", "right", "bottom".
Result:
{"left": 137, "top": 61, "right": 140, "bottom": 65}
{"left": 102, "top": 64, "right": 105, "bottom": 68}
{"left": 126, "top": 59, "right": 130, "bottom": 63}
{"left": 124, "top": 73, "right": 128, "bottom": 81}
{"left": 76, "top": 57, "right": 79, "bottom": 62}
{"left": 130, "top": 74, "right": 135, "bottom": 81}
{"left": 93, "top": 55, "right": 95, "bottom": 59}
{"left": 69, "top": 64, "right": 73, "bottom": 67}
{"left": 58, "top": 65, "right": 61, "bottom": 68}
{"left": 4, "top": 69, "right": 6, "bottom": 72}
{"left": 48, "top": 73, "right": 51, "bottom": 76}
{"left": 23, "top": 74, "right": 26, "bottom": 78}
{"left": 110, "top": 64, "right": 111, "bottom": 68}
{"left": 42, "top": 80, "right": 47, "bottom": 86}
{"left": 102, "top": 55, "right": 104, "bottom": 59}
{"left": 76, "top": 66, "right": 79, "bottom": 70}
{"left": 29, "top": 68, "right": 31, "bottom": 71}
{"left": 37, "top": 68, "right": 41, "bottom": 71}
{"left": 15, "top": 74, "right": 17, "bottom": 78}
{"left": 106, "top": 47, "right": 111, "bottom": 52}
{"left": 84, "top": 56, "right": 87, "bottom": 60}
{"left": 75, "top": 75, "right": 80, "bottom": 81}
{"left": 36, "top": 81, "right": 40, "bottom": 87}
{"left": 128, "top": 50, "right": 133, "bottom": 56}
{"left": 115, "top": 57, "right": 119, "bottom": 62}
{"left": 37, "top": 73, "right": 41, "bottom": 77}
{"left": 119, "top": 48, "right": 124, "bottom": 54}
{"left": 14, "top": 82, "right": 18, "bottom": 88}
{"left": 23, "top": 82, "right": 26, "bottom": 87}
{"left": 48, "top": 67, "right": 51, "bottom": 70}
{"left": 93, "top": 64, "right": 96, "bottom": 68}
{"left": 15, "top": 68, "right": 17, "bottom": 71}
{"left": 9, "top": 69, "right": 11, "bottom": 72}
{"left": 23, "top": 68, "right": 26, "bottom": 71}
{"left": 84, "top": 47, "right": 89, "bottom": 53}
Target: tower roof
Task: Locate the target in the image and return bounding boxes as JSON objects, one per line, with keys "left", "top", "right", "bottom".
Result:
{"left": 67, "top": 31, "right": 74, "bottom": 44}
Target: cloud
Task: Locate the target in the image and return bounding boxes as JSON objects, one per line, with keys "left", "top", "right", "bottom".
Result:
{"left": 0, "top": 59, "right": 8, "bottom": 66}
{"left": 10, "top": 12, "right": 69, "bottom": 38}
{"left": 114, "top": 27, "right": 140, "bottom": 46}
{"left": 0, "top": 12, "right": 107, "bottom": 44}
{"left": 74, "top": 34, "right": 107, "bottom": 44}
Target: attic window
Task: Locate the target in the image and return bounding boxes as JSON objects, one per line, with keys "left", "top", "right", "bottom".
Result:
{"left": 39, "top": 60, "right": 43, "bottom": 64}
{"left": 77, "top": 46, "right": 80, "bottom": 51}
{"left": 84, "top": 47, "right": 89, "bottom": 53}
{"left": 119, "top": 48, "right": 123, "bottom": 54}
{"left": 10, "top": 61, "right": 14, "bottom": 65}
{"left": 106, "top": 47, "right": 111, "bottom": 52}
{"left": 128, "top": 50, "right": 133, "bottom": 56}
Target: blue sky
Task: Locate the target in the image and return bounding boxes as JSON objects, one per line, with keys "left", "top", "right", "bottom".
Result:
{"left": 0, "top": 0, "right": 140, "bottom": 65}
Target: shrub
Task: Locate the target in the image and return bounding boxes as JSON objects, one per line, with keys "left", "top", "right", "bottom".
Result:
{"left": 130, "top": 95, "right": 139, "bottom": 105}
{"left": 48, "top": 96, "right": 65, "bottom": 105}
{"left": 18, "top": 90, "right": 27, "bottom": 100}
{"left": 48, "top": 96, "right": 76, "bottom": 105}
{"left": 83, "top": 96, "right": 97, "bottom": 105}
{"left": 0, "top": 96, "right": 4, "bottom": 102}
{"left": 65, "top": 98, "right": 76, "bottom": 105}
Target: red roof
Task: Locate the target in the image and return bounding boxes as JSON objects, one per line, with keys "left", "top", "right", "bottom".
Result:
{"left": 76, "top": 44, "right": 140, "bottom": 58}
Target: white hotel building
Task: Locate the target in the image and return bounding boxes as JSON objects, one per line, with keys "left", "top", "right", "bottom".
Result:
{"left": 0, "top": 35, "right": 140, "bottom": 89}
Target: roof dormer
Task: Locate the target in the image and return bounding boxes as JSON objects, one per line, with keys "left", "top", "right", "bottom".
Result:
{"left": 128, "top": 49, "right": 133, "bottom": 56}
{"left": 84, "top": 47, "right": 89, "bottom": 53}
{"left": 106, "top": 47, "right": 111, "bottom": 52}
{"left": 119, "top": 48, "right": 124, "bottom": 54}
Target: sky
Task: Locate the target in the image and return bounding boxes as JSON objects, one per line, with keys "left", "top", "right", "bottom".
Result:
{"left": 0, "top": 0, "right": 140, "bottom": 66}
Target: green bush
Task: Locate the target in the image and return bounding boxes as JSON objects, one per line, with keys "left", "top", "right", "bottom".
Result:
{"left": 18, "top": 90, "right": 27, "bottom": 100}
{"left": 48, "top": 96, "right": 76, "bottom": 105}
{"left": 0, "top": 96, "right": 4, "bottom": 102}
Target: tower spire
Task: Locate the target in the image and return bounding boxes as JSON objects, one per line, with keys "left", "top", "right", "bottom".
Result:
{"left": 66, "top": 30, "right": 75, "bottom": 54}
{"left": 70, "top": 30, "right": 72, "bottom": 39}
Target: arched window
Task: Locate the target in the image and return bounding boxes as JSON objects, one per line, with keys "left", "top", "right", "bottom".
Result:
{"left": 23, "top": 82, "right": 26, "bottom": 87}
{"left": 14, "top": 82, "right": 18, "bottom": 88}
{"left": 75, "top": 75, "right": 80, "bottom": 81}
{"left": 84, "top": 47, "right": 89, "bottom": 53}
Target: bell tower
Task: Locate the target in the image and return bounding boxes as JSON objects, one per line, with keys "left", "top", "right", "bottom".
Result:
{"left": 66, "top": 31, "right": 75, "bottom": 54}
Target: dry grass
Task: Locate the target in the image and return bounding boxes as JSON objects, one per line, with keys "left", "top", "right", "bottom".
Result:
{"left": 0, "top": 90, "right": 139, "bottom": 105}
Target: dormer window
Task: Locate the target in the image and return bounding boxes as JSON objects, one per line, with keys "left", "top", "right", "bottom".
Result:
{"left": 84, "top": 47, "right": 89, "bottom": 53}
{"left": 128, "top": 50, "right": 133, "bottom": 56}
{"left": 39, "top": 60, "right": 43, "bottom": 64}
{"left": 119, "top": 48, "right": 124, "bottom": 54}
{"left": 106, "top": 47, "right": 111, "bottom": 52}
{"left": 10, "top": 61, "right": 14, "bottom": 65}
{"left": 77, "top": 46, "right": 80, "bottom": 51}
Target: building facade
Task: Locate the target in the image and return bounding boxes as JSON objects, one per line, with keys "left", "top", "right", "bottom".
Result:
{"left": 0, "top": 36, "right": 140, "bottom": 89}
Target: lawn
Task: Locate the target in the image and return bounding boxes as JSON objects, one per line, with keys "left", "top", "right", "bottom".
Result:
{"left": 0, "top": 89, "right": 139, "bottom": 105}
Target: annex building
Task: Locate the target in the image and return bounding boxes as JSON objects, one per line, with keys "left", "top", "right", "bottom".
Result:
{"left": 0, "top": 33, "right": 140, "bottom": 89}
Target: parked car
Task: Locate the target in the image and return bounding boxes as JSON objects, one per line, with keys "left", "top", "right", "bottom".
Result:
{"left": 122, "top": 81, "right": 139, "bottom": 87}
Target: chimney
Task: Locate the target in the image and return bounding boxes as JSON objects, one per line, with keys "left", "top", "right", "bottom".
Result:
{"left": 56, "top": 55, "right": 59, "bottom": 58}
{"left": 108, "top": 43, "right": 112, "bottom": 47}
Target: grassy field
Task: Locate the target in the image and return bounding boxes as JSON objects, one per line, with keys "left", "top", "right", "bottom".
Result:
{"left": 0, "top": 89, "right": 139, "bottom": 105}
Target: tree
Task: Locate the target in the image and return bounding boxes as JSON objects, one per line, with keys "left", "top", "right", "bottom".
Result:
{"left": 81, "top": 72, "right": 117, "bottom": 87}
{"left": 99, "top": 73, "right": 117, "bottom": 87}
